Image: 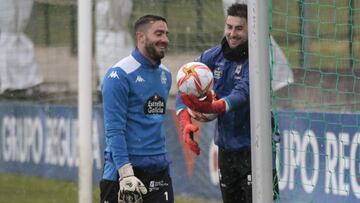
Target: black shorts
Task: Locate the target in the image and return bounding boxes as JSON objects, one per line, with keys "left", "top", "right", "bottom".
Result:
{"left": 100, "top": 167, "right": 174, "bottom": 203}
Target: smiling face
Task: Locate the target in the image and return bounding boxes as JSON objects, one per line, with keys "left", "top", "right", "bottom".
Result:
{"left": 136, "top": 20, "right": 169, "bottom": 64}
{"left": 224, "top": 16, "right": 248, "bottom": 49}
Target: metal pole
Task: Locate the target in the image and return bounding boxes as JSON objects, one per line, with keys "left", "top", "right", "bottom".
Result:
{"left": 70, "top": 4, "right": 77, "bottom": 55}
{"left": 299, "top": 0, "right": 312, "bottom": 69}
{"left": 196, "top": 0, "right": 204, "bottom": 48}
{"left": 78, "top": 0, "right": 93, "bottom": 202}
{"left": 44, "top": 2, "right": 50, "bottom": 46}
{"left": 248, "top": 0, "right": 273, "bottom": 202}
{"left": 298, "top": 1, "right": 304, "bottom": 68}
{"left": 348, "top": 0, "right": 354, "bottom": 69}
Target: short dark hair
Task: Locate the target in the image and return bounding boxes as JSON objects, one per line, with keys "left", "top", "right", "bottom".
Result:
{"left": 134, "top": 14, "right": 167, "bottom": 32}
{"left": 227, "top": 3, "right": 247, "bottom": 20}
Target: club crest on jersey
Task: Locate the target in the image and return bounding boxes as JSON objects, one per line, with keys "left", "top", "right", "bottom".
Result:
{"left": 144, "top": 94, "right": 166, "bottom": 114}
{"left": 213, "top": 67, "right": 222, "bottom": 79}
{"left": 160, "top": 71, "right": 167, "bottom": 85}
{"left": 234, "top": 64, "right": 243, "bottom": 80}
{"left": 235, "top": 64, "right": 242, "bottom": 74}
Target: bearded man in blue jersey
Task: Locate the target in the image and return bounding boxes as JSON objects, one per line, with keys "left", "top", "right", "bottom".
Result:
{"left": 100, "top": 14, "right": 173, "bottom": 203}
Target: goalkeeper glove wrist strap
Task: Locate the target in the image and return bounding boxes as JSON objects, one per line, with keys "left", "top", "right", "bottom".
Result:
{"left": 118, "top": 163, "right": 134, "bottom": 180}
{"left": 177, "top": 109, "right": 192, "bottom": 126}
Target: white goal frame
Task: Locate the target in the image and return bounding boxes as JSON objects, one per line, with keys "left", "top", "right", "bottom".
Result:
{"left": 248, "top": 0, "right": 273, "bottom": 202}
{"left": 78, "top": 0, "right": 93, "bottom": 203}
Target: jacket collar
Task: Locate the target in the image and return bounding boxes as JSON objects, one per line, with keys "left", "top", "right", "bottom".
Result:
{"left": 131, "top": 48, "right": 161, "bottom": 68}
{"left": 221, "top": 37, "right": 248, "bottom": 61}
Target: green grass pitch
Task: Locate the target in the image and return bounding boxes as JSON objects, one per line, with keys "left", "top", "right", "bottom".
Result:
{"left": 0, "top": 173, "right": 220, "bottom": 203}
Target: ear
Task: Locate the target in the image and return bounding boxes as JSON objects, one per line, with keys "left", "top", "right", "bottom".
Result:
{"left": 135, "top": 31, "right": 145, "bottom": 44}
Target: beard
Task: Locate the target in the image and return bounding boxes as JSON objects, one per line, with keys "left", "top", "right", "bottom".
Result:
{"left": 221, "top": 37, "right": 248, "bottom": 61}
{"left": 144, "top": 41, "right": 165, "bottom": 63}
{"left": 226, "top": 36, "right": 245, "bottom": 49}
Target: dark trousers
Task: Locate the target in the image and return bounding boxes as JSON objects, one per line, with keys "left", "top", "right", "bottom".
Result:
{"left": 218, "top": 148, "right": 280, "bottom": 203}
{"left": 100, "top": 167, "right": 174, "bottom": 203}
{"left": 218, "top": 148, "right": 252, "bottom": 203}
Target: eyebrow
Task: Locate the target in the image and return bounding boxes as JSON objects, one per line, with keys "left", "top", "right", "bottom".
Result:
{"left": 226, "top": 24, "right": 243, "bottom": 28}
{"left": 154, "top": 29, "right": 169, "bottom": 34}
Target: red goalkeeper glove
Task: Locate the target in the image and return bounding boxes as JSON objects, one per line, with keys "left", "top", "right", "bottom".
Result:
{"left": 177, "top": 109, "right": 200, "bottom": 155}
{"left": 180, "top": 91, "right": 227, "bottom": 114}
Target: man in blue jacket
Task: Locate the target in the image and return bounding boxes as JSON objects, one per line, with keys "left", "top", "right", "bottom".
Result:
{"left": 100, "top": 14, "right": 173, "bottom": 203}
{"left": 176, "top": 3, "right": 252, "bottom": 203}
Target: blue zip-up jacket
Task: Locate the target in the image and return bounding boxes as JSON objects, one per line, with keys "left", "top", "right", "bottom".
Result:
{"left": 176, "top": 45, "right": 250, "bottom": 150}
{"left": 102, "top": 48, "right": 172, "bottom": 181}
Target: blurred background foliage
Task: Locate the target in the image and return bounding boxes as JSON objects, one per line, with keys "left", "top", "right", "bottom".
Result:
{"left": 1, "top": 0, "right": 358, "bottom": 110}
{"left": 25, "top": 0, "right": 360, "bottom": 69}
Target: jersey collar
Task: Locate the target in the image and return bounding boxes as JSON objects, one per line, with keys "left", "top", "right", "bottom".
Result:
{"left": 131, "top": 48, "right": 161, "bottom": 69}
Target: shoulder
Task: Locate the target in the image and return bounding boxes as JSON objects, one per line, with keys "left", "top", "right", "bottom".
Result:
{"left": 103, "top": 55, "right": 141, "bottom": 81}
{"left": 197, "top": 45, "right": 223, "bottom": 68}
{"left": 102, "top": 55, "right": 141, "bottom": 86}
{"left": 200, "top": 45, "right": 222, "bottom": 59}
{"left": 112, "top": 55, "right": 141, "bottom": 74}
{"left": 159, "top": 64, "right": 171, "bottom": 75}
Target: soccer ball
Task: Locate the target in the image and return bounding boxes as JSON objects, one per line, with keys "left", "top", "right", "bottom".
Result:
{"left": 187, "top": 108, "right": 217, "bottom": 122}
{"left": 176, "top": 62, "right": 214, "bottom": 99}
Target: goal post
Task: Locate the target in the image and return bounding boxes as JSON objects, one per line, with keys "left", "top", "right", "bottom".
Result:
{"left": 78, "top": 0, "right": 93, "bottom": 202}
{"left": 248, "top": 0, "right": 273, "bottom": 202}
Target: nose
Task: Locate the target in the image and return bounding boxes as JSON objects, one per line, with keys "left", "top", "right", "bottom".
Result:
{"left": 161, "top": 35, "right": 169, "bottom": 45}
{"left": 230, "top": 28, "right": 236, "bottom": 37}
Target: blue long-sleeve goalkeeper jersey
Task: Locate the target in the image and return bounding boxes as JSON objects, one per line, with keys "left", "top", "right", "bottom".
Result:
{"left": 176, "top": 45, "right": 250, "bottom": 150}
{"left": 102, "top": 48, "right": 172, "bottom": 181}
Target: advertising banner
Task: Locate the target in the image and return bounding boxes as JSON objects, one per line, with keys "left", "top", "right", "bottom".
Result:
{"left": 277, "top": 111, "right": 360, "bottom": 202}
{"left": 0, "top": 103, "right": 359, "bottom": 202}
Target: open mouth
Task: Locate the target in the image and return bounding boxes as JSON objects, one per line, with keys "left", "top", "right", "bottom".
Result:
{"left": 157, "top": 45, "right": 167, "bottom": 52}
{"left": 229, "top": 38, "right": 239, "bottom": 44}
